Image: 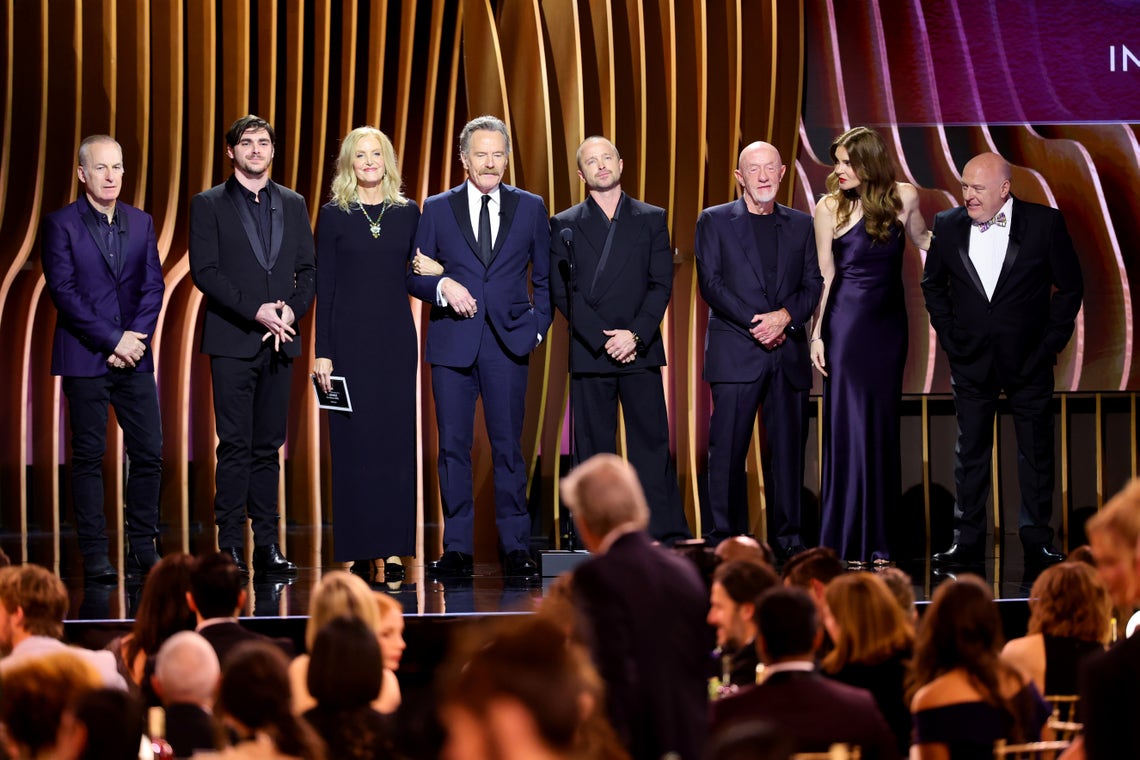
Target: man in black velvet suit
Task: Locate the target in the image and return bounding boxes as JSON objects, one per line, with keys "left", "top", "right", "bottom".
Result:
{"left": 190, "top": 115, "right": 316, "bottom": 577}
{"left": 709, "top": 586, "right": 898, "bottom": 759}
{"left": 695, "top": 141, "right": 822, "bottom": 557}
{"left": 562, "top": 454, "right": 709, "bottom": 760}
{"left": 922, "top": 152, "right": 1083, "bottom": 567}
{"left": 549, "top": 136, "right": 690, "bottom": 543}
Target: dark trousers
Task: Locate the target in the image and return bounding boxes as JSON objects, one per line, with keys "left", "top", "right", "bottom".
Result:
{"left": 950, "top": 365, "right": 1056, "bottom": 548}
{"left": 210, "top": 348, "right": 292, "bottom": 548}
{"left": 707, "top": 368, "right": 808, "bottom": 548}
{"left": 572, "top": 369, "right": 691, "bottom": 542}
{"left": 62, "top": 371, "right": 162, "bottom": 558}
{"left": 431, "top": 324, "right": 531, "bottom": 555}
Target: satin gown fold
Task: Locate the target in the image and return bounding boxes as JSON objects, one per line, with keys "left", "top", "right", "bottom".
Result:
{"left": 819, "top": 223, "right": 907, "bottom": 562}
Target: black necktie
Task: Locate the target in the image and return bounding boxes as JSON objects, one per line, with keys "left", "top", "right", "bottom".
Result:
{"left": 479, "top": 194, "right": 492, "bottom": 266}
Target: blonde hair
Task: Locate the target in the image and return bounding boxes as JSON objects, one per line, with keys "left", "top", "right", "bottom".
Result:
{"left": 329, "top": 126, "right": 407, "bottom": 210}
{"left": 374, "top": 590, "right": 402, "bottom": 620}
{"left": 560, "top": 454, "right": 650, "bottom": 539}
{"left": 304, "top": 571, "right": 380, "bottom": 650}
{"left": 1086, "top": 479, "right": 1140, "bottom": 550}
{"left": 822, "top": 572, "right": 913, "bottom": 674}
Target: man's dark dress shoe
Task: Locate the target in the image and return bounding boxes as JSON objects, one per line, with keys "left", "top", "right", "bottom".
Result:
{"left": 125, "top": 546, "right": 161, "bottom": 578}
{"left": 220, "top": 546, "right": 249, "bottom": 575}
{"left": 504, "top": 549, "right": 539, "bottom": 579}
{"left": 384, "top": 559, "right": 406, "bottom": 581}
{"left": 83, "top": 555, "right": 118, "bottom": 584}
{"left": 427, "top": 551, "right": 474, "bottom": 578}
{"left": 932, "top": 542, "right": 984, "bottom": 566}
{"left": 253, "top": 544, "right": 298, "bottom": 577}
{"left": 1025, "top": 544, "right": 1065, "bottom": 567}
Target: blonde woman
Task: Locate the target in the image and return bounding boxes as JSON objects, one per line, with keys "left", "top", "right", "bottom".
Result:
{"left": 313, "top": 127, "right": 419, "bottom": 583}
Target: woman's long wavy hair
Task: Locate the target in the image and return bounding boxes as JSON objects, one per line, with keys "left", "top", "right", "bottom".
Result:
{"left": 329, "top": 126, "right": 407, "bottom": 210}
{"left": 822, "top": 572, "right": 913, "bottom": 674}
{"left": 824, "top": 126, "right": 901, "bottom": 243}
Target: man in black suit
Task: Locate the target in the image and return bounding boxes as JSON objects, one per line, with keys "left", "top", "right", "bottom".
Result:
{"left": 549, "top": 136, "right": 690, "bottom": 542}
{"left": 922, "top": 152, "right": 1083, "bottom": 566}
{"left": 709, "top": 586, "right": 898, "bottom": 759}
{"left": 695, "top": 142, "right": 822, "bottom": 558}
{"left": 153, "top": 630, "right": 220, "bottom": 758}
{"left": 187, "top": 551, "right": 294, "bottom": 667}
{"left": 562, "top": 453, "right": 709, "bottom": 760}
{"left": 189, "top": 115, "right": 316, "bottom": 577}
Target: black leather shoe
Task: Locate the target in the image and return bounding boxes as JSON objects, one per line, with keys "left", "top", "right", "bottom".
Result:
{"left": 1025, "top": 543, "right": 1065, "bottom": 567}
{"left": 83, "top": 555, "right": 118, "bottom": 585}
{"left": 253, "top": 544, "right": 298, "bottom": 577}
{"left": 350, "top": 559, "right": 376, "bottom": 582}
{"left": 384, "top": 558, "right": 406, "bottom": 581}
{"left": 504, "top": 549, "right": 539, "bottom": 579}
{"left": 220, "top": 546, "right": 249, "bottom": 575}
{"left": 427, "top": 551, "right": 474, "bottom": 578}
{"left": 125, "top": 545, "right": 161, "bottom": 578}
{"left": 932, "top": 542, "right": 984, "bottom": 566}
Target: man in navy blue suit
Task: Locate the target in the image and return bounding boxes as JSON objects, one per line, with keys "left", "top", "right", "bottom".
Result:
{"left": 408, "top": 115, "right": 552, "bottom": 578}
{"left": 695, "top": 141, "right": 822, "bottom": 559}
{"left": 41, "top": 135, "right": 165, "bottom": 583}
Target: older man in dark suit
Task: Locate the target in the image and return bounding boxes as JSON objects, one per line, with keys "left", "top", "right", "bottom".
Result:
{"left": 563, "top": 454, "right": 709, "bottom": 760}
{"left": 41, "top": 135, "right": 165, "bottom": 583}
{"left": 408, "top": 115, "right": 551, "bottom": 579}
{"left": 549, "top": 136, "right": 690, "bottom": 543}
{"left": 922, "top": 152, "right": 1083, "bottom": 567}
{"left": 190, "top": 115, "right": 316, "bottom": 578}
{"left": 695, "top": 141, "right": 822, "bottom": 558}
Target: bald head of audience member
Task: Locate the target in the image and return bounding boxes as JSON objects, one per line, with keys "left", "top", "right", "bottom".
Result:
{"left": 715, "top": 536, "right": 776, "bottom": 569}
{"left": 560, "top": 454, "right": 650, "bottom": 553}
{"left": 153, "top": 630, "right": 221, "bottom": 708}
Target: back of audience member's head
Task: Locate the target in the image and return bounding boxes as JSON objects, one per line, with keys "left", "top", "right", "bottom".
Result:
{"left": 307, "top": 615, "right": 382, "bottom": 710}
{"left": 714, "top": 560, "right": 779, "bottom": 606}
{"left": 703, "top": 720, "right": 794, "bottom": 760}
{"left": 56, "top": 688, "right": 145, "bottom": 760}
{"left": 1027, "top": 561, "right": 1112, "bottom": 644}
{"left": 1068, "top": 544, "right": 1096, "bottom": 566}
{"left": 754, "top": 586, "right": 819, "bottom": 663}
{"left": 217, "top": 642, "right": 325, "bottom": 760}
{"left": 876, "top": 567, "right": 918, "bottom": 624}
{"left": 0, "top": 563, "right": 68, "bottom": 639}
{"left": 781, "top": 547, "right": 844, "bottom": 589}
{"left": 715, "top": 536, "right": 776, "bottom": 569}
{"left": 440, "top": 616, "right": 606, "bottom": 757}
{"left": 305, "top": 571, "right": 381, "bottom": 651}
{"left": 190, "top": 552, "right": 245, "bottom": 619}
{"left": 127, "top": 553, "right": 197, "bottom": 665}
{"left": 1085, "top": 480, "right": 1140, "bottom": 607}
{"left": 154, "top": 630, "right": 221, "bottom": 707}
{"left": 560, "top": 453, "right": 650, "bottom": 539}
{"left": 821, "top": 572, "right": 913, "bottom": 674}
{"left": 0, "top": 651, "right": 102, "bottom": 758}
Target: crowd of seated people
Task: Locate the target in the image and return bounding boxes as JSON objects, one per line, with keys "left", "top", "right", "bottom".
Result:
{"left": 2, "top": 468, "right": 1140, "bottom": 760}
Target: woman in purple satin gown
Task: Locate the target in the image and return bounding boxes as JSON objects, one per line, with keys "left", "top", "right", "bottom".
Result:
{"left": 811, "top": 127, "right": 931, "bottom": 566}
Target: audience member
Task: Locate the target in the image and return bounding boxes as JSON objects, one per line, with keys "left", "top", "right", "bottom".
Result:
{"left": 707, "top": 560, "right": 779, "bottom": 692}
{"left": 702, "top": 720, "right": 794, "bottom": 760}
{"left": 0, "top": 564, "right": 126, "bottom": 688}
{"left": 782, "top": 546, "right": 845, "bottom": 607}
{"left": 562, "top": 453, "right": 708, "bottom": 760}
{"left": 0, "top": 650, "right": 103, "bottom": 760}
{"left": 303, "top": 616, "right": 395, "bottom": 760}
{"left": 1068, "top": 544, "right": 1096, "bottom": 567}
{"left": 374, "top": 592, "right": 406, "bottom": 694}
{"left": 875, "top": 567, "right": 918, "bottom": 627}
{"left": 1002, "top": 562, "right": 1110, "bottom": 697}
{"left": 189, "top": 551, "right": 294, "bottom": 666}
{"left": 909, "top": 575, "right": 1049, "bottom": 759}
{"left": 1078, "top": 479, "right": 1140, "bottom": 759}
{"left": 215, "top": 642, "right": 324, "bottom": 760}
{"left": 439, "top": 615, "right": 628, "bottom": 760}
{"left": 104, "top": 552, "right": 196, "bottom": 698}
{"left": 821, "top": 572, "right": 913, "bottom": 755}
{"left": 714, "top": 536, "right": 776, "bottom": 569}
{"left": 54, "top": 687, "right": 145, "bottom": 760}
{"left": 153, "top": 630, "right": 221, "bottom": 758}
{"left": 709, "top": 586, "right": 897, "bottom": 758}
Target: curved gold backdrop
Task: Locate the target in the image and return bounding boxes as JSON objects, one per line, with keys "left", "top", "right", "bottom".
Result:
{"left": 1, "top": 1, "right": 1135, "bottom": 569}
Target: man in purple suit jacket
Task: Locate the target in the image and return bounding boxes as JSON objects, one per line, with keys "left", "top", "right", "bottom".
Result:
{"left": 407, "top": 115, "right": 551, "bottom": 579}
{"left": 41, "top": 135, "right": 165, "bottom": 583}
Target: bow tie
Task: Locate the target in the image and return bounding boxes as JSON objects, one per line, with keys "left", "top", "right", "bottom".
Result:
{"left": 976, "top": 211, "right": 1007, "bottom": 232}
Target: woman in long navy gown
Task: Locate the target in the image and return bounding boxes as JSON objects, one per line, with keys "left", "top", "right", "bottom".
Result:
{"left": 811, "top": 126, "right": 930, "bottom": 566}
{"left": 313, "top": 127, "right": 419, "bottom": 582}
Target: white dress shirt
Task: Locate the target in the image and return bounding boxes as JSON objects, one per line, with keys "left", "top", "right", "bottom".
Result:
{"left": 968, "top": 196, "right": 1013, "bottom": 300}
{"left": 436, "top": 181, "right": 502, "bottom": 307}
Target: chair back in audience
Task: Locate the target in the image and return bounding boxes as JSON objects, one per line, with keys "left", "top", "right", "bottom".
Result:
{"left": 791, "top": 745, "right": 861, "bottom": 760}
{"left": 1044, "top": 694, "right": 1079, "bottom": 722}
{"left": 992, "top": 739, "right": 1071, "bottom": 759}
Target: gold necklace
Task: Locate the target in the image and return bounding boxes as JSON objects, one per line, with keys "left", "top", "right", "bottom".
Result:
{"left": 358, "top": 200, "right": 390, "bottom": 238}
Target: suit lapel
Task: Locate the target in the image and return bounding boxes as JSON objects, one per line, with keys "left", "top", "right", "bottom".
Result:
{"left": 730, "top": 199, "right": 770, "bottom": 291}
{"left": 491, "top": 184, "right": 520, "bottom": 266}
{"left": 78, "top": 201, "right": 118, "bottom": 275}
{"left": 266, "top": 181, "right": 284, "bottom": 271}
{"left": 447, "top": 184, "right": 481, "bottom": 261}
{"left": 591, "top": 196, "right": 640, "bottom": 301}
{"left": 954, "top": 211, "right": 987, "bottom": 298}
{"left": 772, "top": 205, "right": 789, "bottom": 295}
{"left": 224, "top": 179, "right": 271, "bottom": 270}
{"left": 991, "top": 197, "right": 1023, "bottom": 300}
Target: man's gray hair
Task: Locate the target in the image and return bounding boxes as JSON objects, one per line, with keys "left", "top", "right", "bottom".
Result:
{"left": 459, "top": 115, "right": 511, "bottom": 156}
{"left": 560, "top": 453, "right": 650, "bottom": 539}
{"left": 77, "top": 135, "right": 121, "bottom": 167}
{"left": 154, "top": 631, "right": 220, "bottom": 706}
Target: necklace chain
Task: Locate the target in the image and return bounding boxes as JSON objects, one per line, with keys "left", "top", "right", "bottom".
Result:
{"left": 358, "top": 200, "right": 390, "bottom": 238}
